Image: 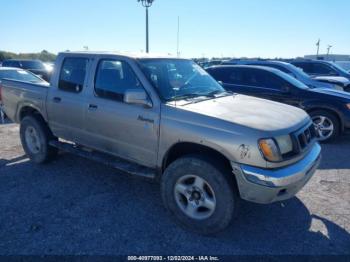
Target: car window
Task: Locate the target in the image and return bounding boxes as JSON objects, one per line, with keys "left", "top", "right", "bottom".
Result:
{"left": 208, "top": 67, "right": 232, "bottom": 83}
{"left": 241, "top": 69, "right": 266, "bottom": 87}
{"left": 262, "top": 64, "right": 291, "bottom": 74}
{"left": 292, "top": 62, "right": 312, "bottom": 74}
{"left": 139, "top": 59, "right": 224, "bottom": 101}
{"left": 58, "top": 57, "right": 89, "bottom": 93}
{"left": 20, "top": 60, "right": 45, "bottom": 70}
{"left": 94, "top": 59, "right": 142, "bottom": 101}
{"left": 242, "top": 69, "right": 289, "bottom": 91}
{"left": 311, "top": 63, "right": 337, "bottom": 75}
{"left": 3, "top": 61, "right": 21, "bottom": 68}
{"left": 0, "top": 69, "right": 44, "bottom": 83}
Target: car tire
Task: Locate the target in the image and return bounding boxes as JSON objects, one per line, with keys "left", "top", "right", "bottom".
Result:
{"left": 20, "top": 115, "right": 58, "bottom": 163}
{"left": 161, "top": 155, "right": 237, "bottom": 235}
{"left": 310, "top": 110, "right": 340, "bottom": 143}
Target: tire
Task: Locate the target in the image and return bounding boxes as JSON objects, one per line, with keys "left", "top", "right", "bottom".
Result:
{"left": 344, "top": 85, "right": 350, "bottom": 93}
{"left": 309, "top": 110, "right": 340, "bottom": 143}
{"left": 161, "top": 155, "right": 237, "bottom": 235}
{"left": 20, "top": 115, "right": 58, "bottom": 163}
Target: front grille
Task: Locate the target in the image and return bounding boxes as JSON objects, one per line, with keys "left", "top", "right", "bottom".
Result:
{"left": 296, "top": 124, "right": 317, "bottom": 150}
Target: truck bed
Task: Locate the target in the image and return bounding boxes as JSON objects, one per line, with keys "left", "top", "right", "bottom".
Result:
{"left": 1, "top": 79, "right": 49, "bottom": 123}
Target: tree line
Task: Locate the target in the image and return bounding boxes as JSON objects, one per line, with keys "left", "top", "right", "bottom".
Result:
{"left": 0, "top": 50, "right": 57, "bottom": 62}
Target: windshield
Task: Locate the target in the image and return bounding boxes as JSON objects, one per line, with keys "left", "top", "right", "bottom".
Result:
{"left": 274, "top": 69, "right": 310, "bottom": 89}
{"left": 20, "top": 60, "right": 46, "bottom": 70}
{"left": 0, "top": 69, "right": 44, "bottom": 83}
{"left": 138, "top": 59, "right": 226, "bottom": 101}
{"left": 335, "top": 61, "right": 350, "bottom": 72}
{"left": 330, "top": 62, "right": 350, "bottom": 75}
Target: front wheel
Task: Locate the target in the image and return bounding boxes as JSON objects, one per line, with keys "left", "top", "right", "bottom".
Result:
{"left": 161, "top": 155, "right": 237, "bottom": 235}
{"left": 310, "top": 110, "right": 340, "bottom": 143}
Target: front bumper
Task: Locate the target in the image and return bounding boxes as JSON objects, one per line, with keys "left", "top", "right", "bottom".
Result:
{"left": 231, "top": 143, "right": 321, "bottom": 204}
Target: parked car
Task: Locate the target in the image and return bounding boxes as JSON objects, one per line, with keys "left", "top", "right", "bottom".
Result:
{"left": 0, "top": 67, "right": 48, "bottom": 121}
{"left": 2, "top": 59, "right": 52, "bottom": 81}
{"left": 207, "top": 65, "right": 350, "bottom": 142}
{"left": 335, "top": 61, "right": 350, "bottom": 73}
{"left": 1, "top": 52, "right": 321, "bottom": 234}
{"left": 223, "top": 60, "right": 344, "bottom": 91}
{"left": 290, "top": 60, "right": 350, "bottom": 91}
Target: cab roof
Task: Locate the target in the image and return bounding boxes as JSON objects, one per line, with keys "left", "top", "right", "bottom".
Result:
{"left": 58, "top": 51, "right": 181, "bottom": 60}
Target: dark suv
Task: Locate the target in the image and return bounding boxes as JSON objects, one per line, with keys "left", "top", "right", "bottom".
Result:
{"left": 2, "top": 59, "right": 52, "bottom": 81}
{"left": 290, "top": 60, "right": 350, "bottom": 90}
{"left": 207, "top": 65, "right": 350, "bottom": 142}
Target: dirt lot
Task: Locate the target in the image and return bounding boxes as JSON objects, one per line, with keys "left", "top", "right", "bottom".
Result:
{"left": 0, "top": 122, "right": 349, "bottom": 255}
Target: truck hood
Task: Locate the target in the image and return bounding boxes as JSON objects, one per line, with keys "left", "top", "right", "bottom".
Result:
{"left": 177, "top": 94, "right": 309, "bottom": 132}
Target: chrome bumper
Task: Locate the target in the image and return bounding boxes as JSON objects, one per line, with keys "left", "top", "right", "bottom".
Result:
{"left": 231, "top": 143, "right": 321, "bottom": 204}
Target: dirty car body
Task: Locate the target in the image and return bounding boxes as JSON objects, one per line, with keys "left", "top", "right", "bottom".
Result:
{"left": 1, "top": 52, "right": 321, "bottom": 233}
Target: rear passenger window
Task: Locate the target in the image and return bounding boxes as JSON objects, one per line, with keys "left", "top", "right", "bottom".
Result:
{"left": 94, "top": 59, "right": 142, "bottom": 101}
{"left": 59, "top": 57, "right": 89, "bottom": 93}
{"left": 311, "top": 63, "right": 337, "bottom": 75}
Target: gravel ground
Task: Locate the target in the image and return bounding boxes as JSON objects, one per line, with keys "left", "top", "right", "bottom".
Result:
{"left": 0, "top": 122, "right": 349, "bottom": 255}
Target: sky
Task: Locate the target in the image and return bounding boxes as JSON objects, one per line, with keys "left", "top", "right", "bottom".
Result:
{"left": 1, "top": 0, "right": 349, "bottom": 58}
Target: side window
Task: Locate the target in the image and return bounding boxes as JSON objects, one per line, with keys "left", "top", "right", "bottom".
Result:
{"left": 209, "top": 68, "right": 232, "bottom": 83}
{"left": 293, "top": 62, "right": 312, "bottom": 73}
{"left": 94, "top": 59, "right": 142, "bottom": 101}
{"left": 262, "top": 72, "right": 288, "bottom": 90}
{"left": 59, "top": 57, "right": 89, "bottom": 93}
{"left": 311, "top": 63, "right": 337, "bottom": 75}
{"left": 241, "top": 69, "right": 266, "bottom": 87}
{"left": 227, "top": 69, "right": 243, "bottom": 85}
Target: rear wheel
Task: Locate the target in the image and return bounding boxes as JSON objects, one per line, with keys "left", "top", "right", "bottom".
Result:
{"left": 20, "top": 115, "right": 58, "bottom": 163}
{"left": 161, "top": 155, "right": 237, "bottom": 235}
{"left": 310, "top": 110, "right": 340, "bottom": 142}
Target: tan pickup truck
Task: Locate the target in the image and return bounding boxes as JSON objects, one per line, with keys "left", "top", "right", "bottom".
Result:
{"left": 1, "top": 52, "right": 321, "bottom": 234}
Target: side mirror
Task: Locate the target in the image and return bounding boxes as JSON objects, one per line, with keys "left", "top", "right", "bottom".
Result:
{"left": 124, "top": 89, "right": 152, "bottom": 108}
{"left": 217, "top": 80, "right": 223, "bottom": 86}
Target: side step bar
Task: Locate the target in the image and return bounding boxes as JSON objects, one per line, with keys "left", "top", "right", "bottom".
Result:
{"left": 49, "top": 140, "right": 156, "bottom": 179}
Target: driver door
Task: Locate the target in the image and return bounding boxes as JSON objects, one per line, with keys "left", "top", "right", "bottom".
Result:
{"left": 84, "top": 58, "right": 160, "bottom": 168}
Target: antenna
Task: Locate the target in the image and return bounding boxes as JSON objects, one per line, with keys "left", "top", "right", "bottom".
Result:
{"left": 177, "top": 16, "right": 180, "bottom": 57}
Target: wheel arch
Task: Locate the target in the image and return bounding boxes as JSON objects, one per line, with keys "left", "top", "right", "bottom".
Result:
{"left": 17, "top": 104, "right": 47, "bottom": 123}
{"left": 306, "top": 106, "right": 344, "bottom": 132}
{"left": 162, "top": 142, "right": 233, "bottom": 175}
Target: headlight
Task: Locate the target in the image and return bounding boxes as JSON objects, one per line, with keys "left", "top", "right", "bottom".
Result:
{"left": 258, "top": 138, "right": 282, "bottom": 162}
{"left": 259, "top": 136, "right": 293, "bottom": 162}
{"left": 334, "top": 85, "right": 344, "bottom": 91}
{"left": 275, "top": 135, "right": 293, "bottom": 154}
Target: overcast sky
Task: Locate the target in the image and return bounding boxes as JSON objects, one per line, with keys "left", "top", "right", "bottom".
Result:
{"left": 1, "top": 0, "right": 349, "bottom": 58}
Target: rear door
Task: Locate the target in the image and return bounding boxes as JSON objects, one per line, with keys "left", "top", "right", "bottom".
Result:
{"left": 83, "top": 57, "right": 160, "bottom": 168}
{"left": 46, "top": 56, "right": 91, "bottom": 144}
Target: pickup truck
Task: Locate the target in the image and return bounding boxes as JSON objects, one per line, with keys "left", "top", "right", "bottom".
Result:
{"left": 1, "top": 52, "right": 321, "bottom": 234}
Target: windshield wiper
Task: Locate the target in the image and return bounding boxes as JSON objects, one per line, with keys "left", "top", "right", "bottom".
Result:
{"left": 207, "top": 90, "right": 234, "bottom": 97}
{"left": 169, "top": 93, "right": 207, "bottom": 101}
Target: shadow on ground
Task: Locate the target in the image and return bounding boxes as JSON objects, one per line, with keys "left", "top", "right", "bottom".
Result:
{"left": 0, "top": 151, "right": 349, "bottom": 255}
{"left": 318, "top": 134, "right": 350, "bottom": 170}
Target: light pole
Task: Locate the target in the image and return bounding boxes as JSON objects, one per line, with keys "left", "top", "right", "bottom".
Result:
{"left": 138, "top": 0, "right": 154, "bottom": 53}
{"left": 327, "top": 45, "right": 333, "bottom": 60}
{"left": 316, "top": 39, "right": 320, "bottom": 56}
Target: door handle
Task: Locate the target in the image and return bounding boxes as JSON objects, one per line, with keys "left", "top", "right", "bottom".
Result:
{"left": 53, "top": 97, "right": 61, "bottom": 103}
{"left": 88, "top": 104, "right": 98, "bottom": 111}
